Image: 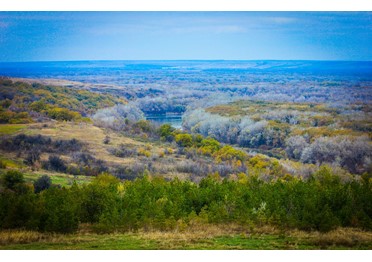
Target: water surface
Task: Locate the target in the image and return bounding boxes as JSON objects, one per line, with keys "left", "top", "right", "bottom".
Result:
{"left": 145, "top": 114, "right": 182, "bottom": 129}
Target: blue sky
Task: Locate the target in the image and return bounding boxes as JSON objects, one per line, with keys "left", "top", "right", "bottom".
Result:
{"left": 0, "top": 12, "right": 371, "bottom": 61}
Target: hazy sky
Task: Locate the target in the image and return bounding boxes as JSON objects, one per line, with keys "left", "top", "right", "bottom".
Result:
{"left": 0, "top": 12, "right": 371, "bottom": 61}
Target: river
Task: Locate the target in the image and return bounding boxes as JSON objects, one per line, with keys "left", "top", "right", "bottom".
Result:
{"left": 145, "top": 114, "right": 183, "bottom": 129}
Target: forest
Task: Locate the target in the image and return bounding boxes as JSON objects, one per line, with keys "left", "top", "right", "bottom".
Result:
{"left": 0, "top": 74, "right": 371, "bottom": 249}
{"left": 183, "top": 100, "right": 372, "bottom": 174}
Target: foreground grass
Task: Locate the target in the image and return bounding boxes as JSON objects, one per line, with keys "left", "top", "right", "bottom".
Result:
{"left": 0, "top": 226, "right": 371, "bottom": 250}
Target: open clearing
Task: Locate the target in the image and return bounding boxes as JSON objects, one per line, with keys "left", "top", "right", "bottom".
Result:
{"left": 0, "top": 226, "right": 371, "bottom": 250}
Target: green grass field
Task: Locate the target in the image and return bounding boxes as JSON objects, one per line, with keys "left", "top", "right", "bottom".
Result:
{"left": 1, "top": 233, "right": 369, "bottom": 250}
{"left": 23, "top": 172, "right": 93, "bottom": 187}
{"left": 0, "top": 156, "right": 24, "bottom": 169}
{"left": 0, "top": 124, "right": 27, "bottom": 135}
{"left": 0, "top": 227, "right": 371, "bottom": 250}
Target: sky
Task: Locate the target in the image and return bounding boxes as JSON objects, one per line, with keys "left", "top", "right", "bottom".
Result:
{"left": 0, "top": 12, "right": 371, "bottom": 61}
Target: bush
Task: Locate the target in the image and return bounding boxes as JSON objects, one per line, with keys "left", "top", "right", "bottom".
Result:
{"left": 133, "top": 120, "right": 152, "bottom": 133}
{"left": 214, "top": 145, "right": 247, "bottom": 162}
{"left": 0, "top": 110, "right": 33, "bottom": 124}
{"left": 199, "top": 137, "right": 221, "bottom": 156}
{"left": 24, "top": 151, "right": 41, "bottom": 166}
{"left": 34, "top": 175, "right": 52, "bottom": 193}
{"left": 43, "top": 156, "right": 67, "bottom": 173}
{"left": 108, "top": 145, "right": 136, "bottom": 158}
{"left": 53, "top": 138, "right": 83, "bottom": 153}
{"left": 29, "top": 100, "right": 48, "bottom": 112}
{"left": 0, "top": 134, "right": 83, "bottom": 154}
{"left": 68, "top": 152, "right": 108, "bottom": 176}
{"left": 175, "top": 134, "right": 193, "bottom": 147}
{"left": 158, "top": 124, "right": 175, "bottom": 139}
{"left": 47, "top": 107, "right": 82, "bottom": 121}
{"left": 176, "top": 160, "right": 210, "bottom": 176}
{"left": 138, "top": 148, "right": 151, "bottom": 158}
{"left": 103, "top": 136, "right": 110, "bottom": 144}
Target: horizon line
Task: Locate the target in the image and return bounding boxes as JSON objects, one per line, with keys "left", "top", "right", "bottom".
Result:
{"left": 1, "top": 59, "right": 372, "bottom": 63}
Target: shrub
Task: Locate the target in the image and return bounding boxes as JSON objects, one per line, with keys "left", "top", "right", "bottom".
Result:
{"left": 47, "top": 107, "right": 82, "bottom": 121}
{"left": 164, "top": 148, "right": 174, "bottom": 155}
{"left": 34, "top": 175, "right": 52, "bottom": 193}
{"left": 68, "top": 152, "right": 108, "bottom": 176}
{"left": 43, "top": 155, "right": 67, "bottom": 173}
{"left": 158, "top": 124, "right": 175, "bottom": 138}
{"left": 199, "top": 137, "right": 221, "bottom": 156}
{"left": 24, "top": 151, "right": 41, "bottom": 166}
{"left": 29, "top": 100, "right": 48, "bottom": 112}
{"left": 0, "top": 110, "right": 33, "bottom": 124}
{"left": 133, "top": 120, "right": 152, "bottom": 133}
{"left": 53, "top": 138, "right": 83, "bottom": 153}
{"left": 159, "top": 151, "right": 165, "bottom": 158}
{"left": 211, "top": 163, "right": 234, "bottom": 177}
{"left": 0, "top": 134, "right": 83, "bottom": 154}
{"left": 138, "top": 148, "right": 151, "bottom": 158}
{"left": 175, "top": 134, "right": 193, "bottom": 147}
{"left": 176, "top": 160, "right": 210, "bottom": 176}
{"left": 214, "top": 145, "right": 247, "bottom": 162}
{"left": 185, "top": 148, "right": 198, "bottom": 160}
{"left": 103, "top": 136, "right": 110, "bottom": 144}
{"left": 108, "top": 145, "right": 136, "bottom": 158}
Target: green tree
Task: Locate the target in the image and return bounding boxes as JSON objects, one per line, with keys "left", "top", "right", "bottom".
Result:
{"left": 1, "top": 170, "right": 25, "bottom": 191}
{"left": 41, "top": 187, "right": 79, "bottom": 233}
{"left": 158, "top": 124, "right": 175, "bottom": 141}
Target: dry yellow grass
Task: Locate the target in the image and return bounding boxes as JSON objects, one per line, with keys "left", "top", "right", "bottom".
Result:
{"left": 137, "top": 223, "right": 278, "bottom": 243}
{"left": 290, "top": 228, "right": 372, "bottom": 248}
{"left": 13, "top": 121, "right": 186, "bottom": 178}
{"left": 27, "top": 121, "right": 143, "bottom": 166}
{"left": 0, "top": 230, "right": 63, "bottom": 245}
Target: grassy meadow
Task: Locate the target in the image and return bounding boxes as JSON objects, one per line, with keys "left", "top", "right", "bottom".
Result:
{"left": 1, "top": 226, "right": 371, "bottom": 250}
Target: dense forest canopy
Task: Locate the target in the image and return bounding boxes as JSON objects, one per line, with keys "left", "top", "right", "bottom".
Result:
{"left": 182, "top": 100, "right": 372, "bottom": 174}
